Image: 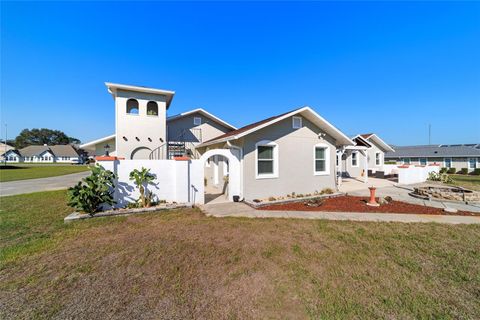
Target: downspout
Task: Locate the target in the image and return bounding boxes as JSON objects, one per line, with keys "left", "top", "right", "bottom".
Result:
{"left": 226, "top": 141, "right": 244, "bottom": 201}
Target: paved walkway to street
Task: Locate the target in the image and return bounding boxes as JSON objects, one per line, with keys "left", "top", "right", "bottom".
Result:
{"left": 0, "top": 171, "right": 90, "bottom": 197}
{"left": 201, "top": 202, "right": 480, "bottom": 224}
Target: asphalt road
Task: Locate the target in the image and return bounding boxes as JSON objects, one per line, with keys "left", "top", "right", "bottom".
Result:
{"left": 0, "top": 171, "right": 90, "bottom": 197}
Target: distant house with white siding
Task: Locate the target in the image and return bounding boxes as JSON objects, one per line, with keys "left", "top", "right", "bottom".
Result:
{"left": 2, "top": 145, "right": 81, "bottom": 163}
{"left": 385, "top": 144, "right": 480, "bottom": 172}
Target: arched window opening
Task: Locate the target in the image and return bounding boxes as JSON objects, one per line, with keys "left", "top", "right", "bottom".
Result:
{"left": 126, "top": 99, "right": 139, "bottom": 115}
{"left": 147, "top": 101, "right": 158, "bottom": 116}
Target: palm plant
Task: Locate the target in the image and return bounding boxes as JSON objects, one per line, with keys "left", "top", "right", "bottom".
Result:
{"left": 129, "top": 167, "right": 156, "bottom": 207}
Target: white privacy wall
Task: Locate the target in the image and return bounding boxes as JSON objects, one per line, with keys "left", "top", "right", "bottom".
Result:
{"left": 99, "top": 159, "right": 205, "bottom": 207}
{"left": 382, "top": 164, "right": 440, "bottom": 184}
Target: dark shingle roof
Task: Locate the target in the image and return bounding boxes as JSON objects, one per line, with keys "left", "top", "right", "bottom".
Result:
{"left": 385, "top": 144, "right": 480, "bottom": 158}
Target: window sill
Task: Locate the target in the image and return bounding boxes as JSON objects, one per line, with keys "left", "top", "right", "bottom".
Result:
{"left": 256, "top": 174, "right": 278, "bottom": 180}
{"left": 314, "top": 171, "right": 330, "bottom": 176}
{"left": 146, "top": 114, "right": 158, "bottom": 117}
{"left": 126, "top": 113, "right": 140, "bottom": 116}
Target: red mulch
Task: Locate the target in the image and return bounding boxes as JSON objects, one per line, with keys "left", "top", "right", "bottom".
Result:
{"left": 259, "top": 196, "right": 479, "bottom": 216}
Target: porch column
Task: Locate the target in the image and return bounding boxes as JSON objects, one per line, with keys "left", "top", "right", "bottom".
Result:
{"left": 360, "top": 150, "right": 368, "bottom": 183}
{"left": 337, "top": 150, "right": 344, "bottom": 186}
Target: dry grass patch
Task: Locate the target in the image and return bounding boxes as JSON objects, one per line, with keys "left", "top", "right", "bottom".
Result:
{"left": 1, "top": 190, "right": 479, "bottom": 319}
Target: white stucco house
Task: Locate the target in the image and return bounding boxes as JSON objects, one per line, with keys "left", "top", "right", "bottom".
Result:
{"left": 83, "top": 82, "right": 397, "bottom": 205}
{"left": 2, "top": 145, "right": 81, "bottom": 163}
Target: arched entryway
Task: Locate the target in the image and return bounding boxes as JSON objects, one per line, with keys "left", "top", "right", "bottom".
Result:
{"left": 130, "top": 147, "right": 152, "bottom": 159}
{"left": 198, "top": 148, "right": 241, "bottom": 204}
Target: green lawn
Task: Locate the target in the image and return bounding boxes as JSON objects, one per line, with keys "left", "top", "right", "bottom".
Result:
{"left": 1, "top": 190, "right": 479, "bottom": 319}
{"left": 0, "top": 164, "right": 90, "bottom": 182}
{"left": 449, "top": 174, "right": 480, "bottom": 191}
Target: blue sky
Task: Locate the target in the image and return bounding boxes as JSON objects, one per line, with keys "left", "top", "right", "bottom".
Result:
{"left": 1, "top": 1, "right": 479, "bottom": 146}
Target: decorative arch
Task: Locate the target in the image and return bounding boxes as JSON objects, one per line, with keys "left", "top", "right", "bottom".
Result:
{"left": 197, "top": 148, "right": 242, "bottom": 203}
{"left": 130, "top": 146, "right": 152, "bottom": 159}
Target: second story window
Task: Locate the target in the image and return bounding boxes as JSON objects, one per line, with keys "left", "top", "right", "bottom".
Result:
{"left": 194, "top": 117, "right": 202, "bottom": 126}
{"left": 126, "top": 99, "right": 139, "bottom": 115}
{"left": 147, "top": 101, "right": 158, "bottom": 116}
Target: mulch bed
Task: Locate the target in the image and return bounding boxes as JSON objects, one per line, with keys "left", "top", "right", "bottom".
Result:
{"left": 259, "top": 196, "right": 479, "bottom": 216}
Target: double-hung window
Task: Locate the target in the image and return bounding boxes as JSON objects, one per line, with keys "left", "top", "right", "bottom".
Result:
{"left": 193, "top": 117, "right": 202, "bottom": 126}
{"left": 351, "top": 151, "right": 358, "bottom": 167}
{"left": 420, "top": 158, "right": 427, "bottom": 166}
{"left": 314, "top": 143, "right": 330, "bottom": 175}
{"left": 375, "top": 152, "right": 381, "bottom": 166}
{"left": 256, "top": 141, "right": 278, "bottom": 179}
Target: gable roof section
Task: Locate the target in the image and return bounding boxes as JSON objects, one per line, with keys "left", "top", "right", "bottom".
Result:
{"left": 356, "top": 133, "right": 395, "bottom": 152}
{"left": 80, "top": 134, "right": 116, "bottom": 149}
{"left": 200, "top": 106, "right": 354, "bottom": 147}
{"left": 50, "top": 145, "right": 80, "bottom": 157}
{"left": 19, "top": 145, "right": 50, "bottom": 157}
{"left": 19, "top": 145, "right": 79, "bottom": 157}
{"left": 2, "top": 149, "right": 21, "bottom": 157}
{"left": 167, "top": 108, "right": 237, "bottom": 130}
{"left": 385, "top": 144, "right": 480, "bottom": 158}
{"left": 352, "top": 136, "right": 372, "bottom": 148}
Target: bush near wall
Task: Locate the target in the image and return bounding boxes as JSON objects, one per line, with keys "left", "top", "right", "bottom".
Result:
{"left": 447, "top": 168, "right": 456, "bottom": 174}
{"left": 471, "top": 168, "right": 480, "bottom": 176}
{"left": 459, "top": 168, "right": 468, "bottom": 175}
{"left": 385, "top": 161, "right": 397, "bottom": 165}
{"left": 439, "top": 167, "right": 448, "bottom": 174}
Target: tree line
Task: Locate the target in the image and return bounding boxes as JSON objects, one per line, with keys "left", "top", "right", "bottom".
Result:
{"left": 3, "top": 128, "right": 81, "bottom": 149}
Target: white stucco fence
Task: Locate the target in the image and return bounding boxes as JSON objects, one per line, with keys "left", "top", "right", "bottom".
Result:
{"left": 98, "top": 148, "right": 241, "bottom": 207}
{"left": 382, "top": 164, "right": 439, "bottom": 185}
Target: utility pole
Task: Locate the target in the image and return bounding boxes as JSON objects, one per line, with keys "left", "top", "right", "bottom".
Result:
{"left": 4, "top": 124, "right": 7, "bottom": 166}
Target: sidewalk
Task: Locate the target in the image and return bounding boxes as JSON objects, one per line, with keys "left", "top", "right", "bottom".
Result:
{"left": 201, "top": 202, "right": 480, "bottom": 224}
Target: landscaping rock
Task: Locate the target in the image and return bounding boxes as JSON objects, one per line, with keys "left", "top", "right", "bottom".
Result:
{"left": 444, "top": 207, "right": 458, "bottom": 214}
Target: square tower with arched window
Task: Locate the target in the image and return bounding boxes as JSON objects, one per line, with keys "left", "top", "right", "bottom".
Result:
{"left": 105, "top": 82, "right": 175, "bottom": 159}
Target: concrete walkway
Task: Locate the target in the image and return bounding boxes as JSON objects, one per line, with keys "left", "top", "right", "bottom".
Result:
{"left": 201, "top": 202, "right": 480, "bottom": 224}
{"left": 0, "top": 171, "right": 90, "bottom": 197}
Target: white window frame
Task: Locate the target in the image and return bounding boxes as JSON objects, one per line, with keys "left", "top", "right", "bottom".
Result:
{"left": 255, "top": 140, "right": 278, "bottom": 179}
{"left": 193, "top": 117, "right": 202, "bottom": 126}
{"left": 292, "top": 116, "right": 302, "bottom": 129}
{"left": 468, "top": 157, "right": 477, "bottom": 169}
{"left": 419, "top": 158, "right": 427, "bottom": 166}
{"left": 375, "top": 152, "right": 381, "bottom": 166}
{"left": 351, "top": 151, "right": 359, "bottom": 167}
{"left": 313, "top": 143, "right": 330, "bottom": 176}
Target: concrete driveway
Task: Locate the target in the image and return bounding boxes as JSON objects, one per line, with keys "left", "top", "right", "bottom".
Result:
{"left": 0, "top": 171, "right": 90, "bottom": 197}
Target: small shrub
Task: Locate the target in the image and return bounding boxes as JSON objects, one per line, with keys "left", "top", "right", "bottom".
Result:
{"left": 253, "top": 199, "right": 262, "bottom": 203}
{"left": 291, "top": 192, "right": 296, "bottom": 198}
{"left": 427, "top": 171, "right": 453, "bottom": 184}
{"left": 67, "top": 165, "right": 116, "bottom": 215}
{"left": 268, "top": 196, "right": 276, "bottom": 201}
{"left": 304, "top": 197, "right": 324, "bottom": 207}
{"left": 439, "top": 167, "right": 448, "bottom": 174}
{"left": 296, "top": 194, "right": 304, "bottom": 198}
{"left": 384, "top": 196, "right": 393, "bottom": 203}
{"left": 321, "top": 188, "right": 334, "bottom": 195}
{"left": 459, "top": 168, "right": 468, "bottom": 175}
{"left": 385, "top": 161, "right": 397, "bottom": 165}
{"left": 447, "top": 168, "right": 456, "bottom": 174}
{"left": 471, "top": 168, "right": 480, "bottom": 176}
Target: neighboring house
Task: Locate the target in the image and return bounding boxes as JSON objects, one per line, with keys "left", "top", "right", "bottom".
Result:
{"left": 338, "top": 133, "right": 395, "bottom": 181}
{"left": 385, "top": 144, "right": 480, "bottom": 172}
{"left": 3, "top": 145, "right": 81, "bottom": 163}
